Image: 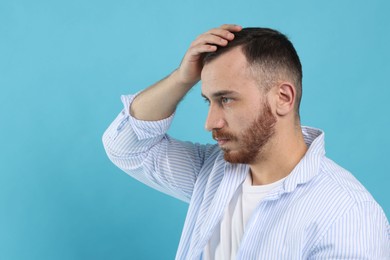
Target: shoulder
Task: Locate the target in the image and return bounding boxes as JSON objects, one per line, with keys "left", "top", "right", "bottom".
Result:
{"left": 319, "top": 157, "right": 376, "bottom": 204}
{"left": 305, "top": 158, "right": 390, "bottom": 257}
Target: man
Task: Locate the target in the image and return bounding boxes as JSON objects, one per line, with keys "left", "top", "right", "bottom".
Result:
{"left": 103, "top": 24, "right": 389, "bottom": 259}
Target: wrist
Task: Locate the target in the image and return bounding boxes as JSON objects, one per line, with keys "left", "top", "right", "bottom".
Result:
{"left": 170, "top": 69, "right": 198, "bottom": 89}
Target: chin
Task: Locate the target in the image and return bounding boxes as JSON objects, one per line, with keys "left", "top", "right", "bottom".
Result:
{"left": 223, "top": 151, "right": 253, "bottom": 164}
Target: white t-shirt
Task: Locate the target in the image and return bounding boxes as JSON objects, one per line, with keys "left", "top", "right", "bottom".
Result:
{"left": 204, "top": 172, "right": 286, "bottom": 260}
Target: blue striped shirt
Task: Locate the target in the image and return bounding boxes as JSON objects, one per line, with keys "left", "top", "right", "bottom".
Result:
{"left": 103, "top": 94, "right": 390, "bottom": 259}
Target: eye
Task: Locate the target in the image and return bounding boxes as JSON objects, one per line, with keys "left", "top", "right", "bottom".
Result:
{"left": 221, "top": 97, "right": 232, "bottom": 104}
{"left": 203, "top": 97, "right": 210, "bottom": 105}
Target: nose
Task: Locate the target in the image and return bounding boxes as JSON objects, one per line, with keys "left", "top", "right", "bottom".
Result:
{"left": 204, "top": 105, "right": 226, "bottom": 131}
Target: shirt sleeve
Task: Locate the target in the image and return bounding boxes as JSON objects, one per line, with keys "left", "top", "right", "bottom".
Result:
{"left": 308, "top": 200, "right": 390, "bottom": 259}
{"left": 102, "top": 93, "right": 217, "bottom": 203}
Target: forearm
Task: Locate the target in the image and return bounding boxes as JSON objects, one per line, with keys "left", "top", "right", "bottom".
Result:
{"left": 130, "top": 69, "right": 195, "bottom": 121}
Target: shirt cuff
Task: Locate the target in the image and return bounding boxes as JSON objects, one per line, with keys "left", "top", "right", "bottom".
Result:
{"left": 120, "top": 93, "right": 175, "bottom": 140}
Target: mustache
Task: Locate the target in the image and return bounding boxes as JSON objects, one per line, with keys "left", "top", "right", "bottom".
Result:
{"left": 212, "top": 130, "right": 236, "bottom": 141}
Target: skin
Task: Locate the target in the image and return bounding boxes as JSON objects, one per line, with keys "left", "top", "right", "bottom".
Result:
{"left": 131, "top": 24, "right": 308, "bottom": 185}
{"left": 202, "top": 47, "right": 277, "bottom": 164}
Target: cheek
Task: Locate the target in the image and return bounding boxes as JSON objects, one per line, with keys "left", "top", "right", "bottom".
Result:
{"left": 225, "top": 101, "right": 263, "bottom": 130}
{"left": 226, "top": 112, "right": 254, "bottom": 132}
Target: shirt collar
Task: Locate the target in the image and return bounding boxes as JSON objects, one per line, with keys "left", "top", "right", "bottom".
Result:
{"left": 260, "top": 126, "right": 325, "bottom": 201}
{"left": 282, "top": 126, "right": 325, "bottom": 193}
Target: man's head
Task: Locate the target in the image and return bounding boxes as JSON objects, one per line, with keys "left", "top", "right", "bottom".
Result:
{"left": 201, "top": 27, "right": 303, "bottom": 164}
{"left": 203, "top": 27, "right": 302, "bottom": 116}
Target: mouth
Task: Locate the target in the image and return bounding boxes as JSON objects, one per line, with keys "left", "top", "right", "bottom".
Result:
{"left": 215, "top": 138, "right": 230, "bottom": 146}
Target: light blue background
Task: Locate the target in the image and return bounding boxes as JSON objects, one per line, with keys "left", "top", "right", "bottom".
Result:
{"left": 1, "top": 0, "right": 389, "bottom": 259}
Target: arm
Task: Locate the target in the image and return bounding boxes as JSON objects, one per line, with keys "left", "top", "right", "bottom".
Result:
{"left": 103, "top": 25, "right": 242, "bottom": 202}
{"left": 130, "top": 24, "right": 242, "bottom": 121}
{"left": 103, "top": 94, "right": 216, "bottom": 202}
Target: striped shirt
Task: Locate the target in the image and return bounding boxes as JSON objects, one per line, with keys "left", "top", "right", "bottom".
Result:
{"left": 103, "top": 94, "right": 390, "bottom": 259}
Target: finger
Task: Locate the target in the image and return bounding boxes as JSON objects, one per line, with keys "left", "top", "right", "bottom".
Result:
{"left": 219, "top": 24, "right": 242, "bottom": 32}
{"left": 205, "top": 25, "right": 242, "bottom": 41}
{"left": 205, "top": 28, "right": 236, "bottom": 41}
{"left": 187, "top": 44, "right": 218, "bottom": 57}
{"left": 191, "top": 33, "right": 229, "bottom": 48}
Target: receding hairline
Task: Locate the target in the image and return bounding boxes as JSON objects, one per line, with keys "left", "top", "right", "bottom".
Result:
{"left": 204, "top": 45, "right": 297, "bottom": 92}
{"left": 202, "top": 27, "right": 302, "bottom": 81}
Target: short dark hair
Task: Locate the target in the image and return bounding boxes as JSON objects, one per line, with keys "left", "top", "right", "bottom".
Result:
{"left": 203, "top": 27, "right": 303, "bottom": 115}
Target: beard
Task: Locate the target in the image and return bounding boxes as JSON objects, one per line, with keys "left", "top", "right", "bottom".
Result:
{"left": 212, "top": 100, "right": 277, "bottom": 164}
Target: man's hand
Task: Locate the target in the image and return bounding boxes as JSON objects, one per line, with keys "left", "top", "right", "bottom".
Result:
{"left": 175, "top": 24, "right": 242, "bottom": 87}
{"left": 130, "top": 24, "right": 242, "bottom": 121}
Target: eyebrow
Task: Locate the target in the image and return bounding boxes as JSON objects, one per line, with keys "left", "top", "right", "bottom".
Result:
{"left": 201, "top": 90, "right": 239, "bottom": 100}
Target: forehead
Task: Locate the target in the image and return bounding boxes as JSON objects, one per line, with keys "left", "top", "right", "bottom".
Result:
{"left": 201, "top": 47, "right": 259, "bottom": 96}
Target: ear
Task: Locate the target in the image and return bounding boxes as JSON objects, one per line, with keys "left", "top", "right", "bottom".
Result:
{"left": 275, "top": 82, "right": 296, "bottom": 117}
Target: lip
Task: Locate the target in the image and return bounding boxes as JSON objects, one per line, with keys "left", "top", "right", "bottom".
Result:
{"left": 216, "top": 138, "right": 230, "bottom": 146}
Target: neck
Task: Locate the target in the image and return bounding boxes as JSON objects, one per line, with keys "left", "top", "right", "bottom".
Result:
{"left": 249, "top": 125, "right": 307, "bottom": 185}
